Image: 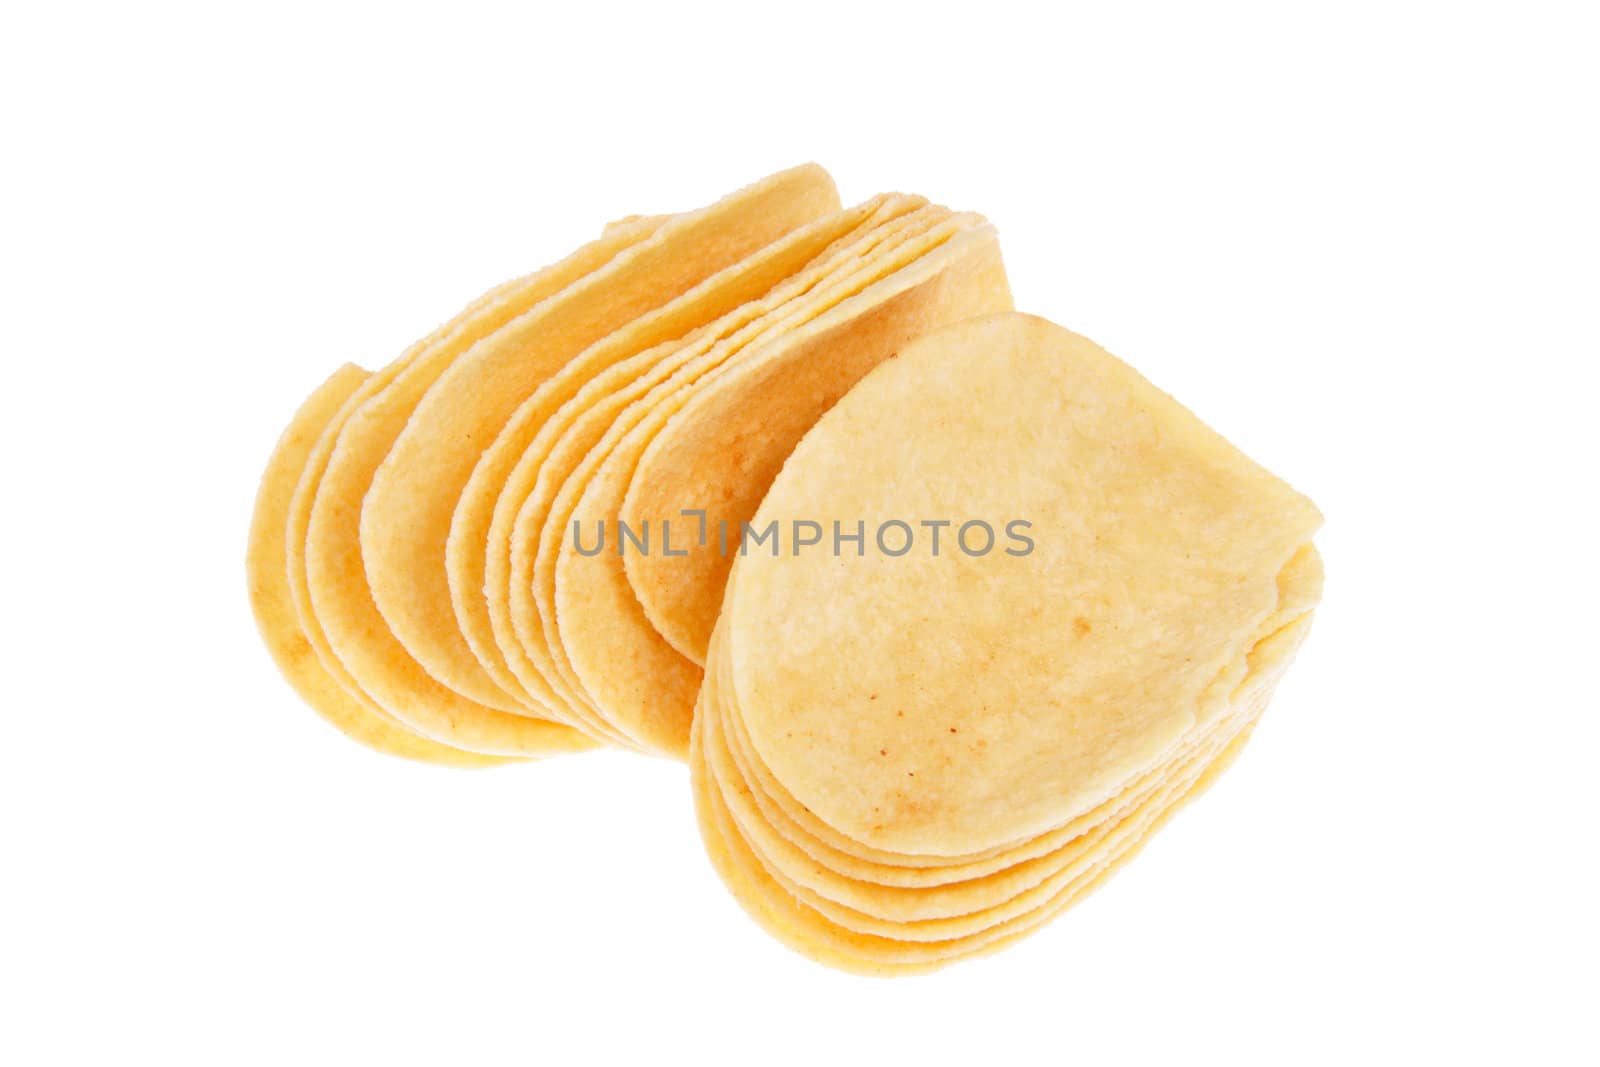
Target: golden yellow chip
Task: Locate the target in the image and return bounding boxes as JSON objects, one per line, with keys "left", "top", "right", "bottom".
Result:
{"left": 619, "top": 228, "right": 1013, "bottom": 667}
{"left": 246, "top": 364, "right": 507, "bottom": 766}
{"left": 291, "top": 216, "right": 663, "bottom": 754}
{"left": 364, "top": 164, "right": 840, "bottom": 712}
{"left": 699, "top": 560, "right": 1316, "bottom": 926}
{"left": 718, "top": 543, "right": 1323, "bottom": 873}
{"left": 726, "top": 313, "right": 1321, "bottom": 855}
{"left": 692, "top": 610, "right": 1314, "bottom": 974}
{"left": 683, "top": 312, "right": 1321, "bottom": 972}
{"left": 500, "top": 199, "right": 944, "bottom": 739}
{"left": 546, "top": 211, "right": 1011, "bottom": 754}
{"left": 450, "top": 193, "right": 897, "bottom": 719}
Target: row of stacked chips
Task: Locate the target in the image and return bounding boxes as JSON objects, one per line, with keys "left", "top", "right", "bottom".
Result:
{"left": 248, "top": 167, "right": 1322, "bottom": 973}
{"left": 691, "top": 315, "right": 1323, "bottom": 973}
{"left": 248, "top": 164, "right": 1012, "bottom": 765}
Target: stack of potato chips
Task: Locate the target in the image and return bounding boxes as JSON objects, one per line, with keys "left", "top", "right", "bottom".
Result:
{"left": 692, "top": 314, "right": 1322, "bottom": 973}
{"left": 248, "top": 165, "right": 1321, "bottom": 973}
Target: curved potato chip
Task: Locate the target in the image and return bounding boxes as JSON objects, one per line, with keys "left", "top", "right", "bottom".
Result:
{"left": 365, "top": 164, "right": 840, "bottom": 710}
{"left": 691, "top": 708, "right": 1240, "bottom": 976}
{"left": 280, "top": 263, "right": 596, "bottom": 737}
{"left": 292, "top": 217, "right": 664, "bottom": 754}
{"left": 700, "top": 560, "right": 1316, "bottom": 925}
{"left": 247, "top": 364, "right": 506, "bottom": 766}
{"left": 692, "top": 613, "right": 1311, "bottom": 975}
{"left": 717, "top": 545, "right": 1323, "bottom": 874}
{"left": 548, "top": 213, "right": 1007, "bottom": 754}
{"left": 619, "top": 235, "right": 1013, "bottom": 667}
{"left": 501, "top": 200, "right": 942, "bottom": 739}
{"left": 449, "top": 193, "right": 888, "bottom": 715}
{"left": 715, "top": 703, "right": 1252, "bottom": 939}
{"left": 727, "top": 313, "right": 1323, "bottom": 855}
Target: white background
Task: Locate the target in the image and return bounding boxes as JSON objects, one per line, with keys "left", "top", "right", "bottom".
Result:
{"left": 4, "top": 2, "right": 1595, "bottom": 1063}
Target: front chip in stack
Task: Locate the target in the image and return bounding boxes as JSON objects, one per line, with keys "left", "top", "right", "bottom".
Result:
{"left": 691, "top": 313, "right": 1323, "bottom": 974}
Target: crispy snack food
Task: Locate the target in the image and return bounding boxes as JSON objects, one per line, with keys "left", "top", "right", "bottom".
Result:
{"left": 455, "top": 193, "right": 903, "bottom": 726}
{"left": 290, "top": 215, "right": 659, "bottom": 756}
{"left": 689, "top": 313, "right": 1322, "bottom": 972}
{"left": 247, "top": 365, "right": 507, "bottom": 766}
{"left": 544, "top": 209, "right": 1012, "bottom": 754}
{"left": 365, "top": 165, "right": 840, "bottom": 714}
{"left": 248, "top": 168, "right": 1321, "bottom": 974}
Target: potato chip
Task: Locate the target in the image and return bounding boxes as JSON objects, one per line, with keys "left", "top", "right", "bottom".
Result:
{"left": 290, "top": 216, "right": 664, "bottom": 754}
{"left": 364, "top": 165, "right": 840, "bottom": 711}
{"left": 619, "top": 231, "right": 1016, "bottom": 666}
{"left": 498, "top": 199, "right": 944, "bottom": 738}
{"left": 699, "top": 557, "right": 1316, "bottom": 925}
{"left": 449, "top": 193, "right": 896, "bottom": 717}
{"left": 725, "top": 313, "right": 1322, "bottom": 855}
{"left": 717, "top": 543, "right": 1323, "bottom": 874}
{"left": 540, "top": 212, "right": 1012, "bottom": 754}
{"left": 685, "top": 312, "right": 1321, "bottom": 972}
{"left": 247, "top": 364, "right": 507, "bottom": 766}
{"left": 692, "top": 609, "right": 1314, "bottom": 974}
{"left": 300, "top": 167, "right": 836, "bottom": 755}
